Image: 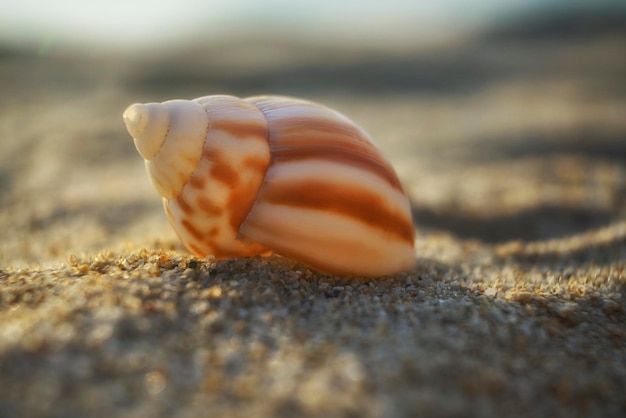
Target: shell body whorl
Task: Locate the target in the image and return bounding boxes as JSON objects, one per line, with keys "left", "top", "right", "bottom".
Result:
{"left": 123, "top": 94, "right": 415, "bottom": 277}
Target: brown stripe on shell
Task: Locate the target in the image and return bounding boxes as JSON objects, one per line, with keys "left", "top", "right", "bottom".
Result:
{"left": 260, "top": 180, "right": 414, "bottom": 243}
{"left": 181, "top": 218, "right": 204, "bottom": 241}
{"left": 211, "top": 118, "right": 268, "bottom": 140}
{"left": 202, "top": 149, "right": 240, "bottom": 188}
{"left": 271, "top": 114, "right": 366, "bottom": 146}
{"left": 176, "top": 193, "right": 193, "bottom": 215}
{"left": 197, "top": 195, "right": 223, "bottom": 216}
{"left": 273, "top": 143, "right": 403, "bottom": 191}
{"left": 188, "top": 173, "right": 206, "bottom": 189}
{"left": 243, "top": 156, "right": 270, "bottom": 172}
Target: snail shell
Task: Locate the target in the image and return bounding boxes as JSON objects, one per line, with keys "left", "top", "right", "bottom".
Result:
{"left": 123, "top": 95, "right": 415, "bottom": 277}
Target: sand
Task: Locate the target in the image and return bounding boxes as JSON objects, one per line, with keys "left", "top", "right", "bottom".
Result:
{"left": 1, "top": 25, "right": 625, "bottom": 417}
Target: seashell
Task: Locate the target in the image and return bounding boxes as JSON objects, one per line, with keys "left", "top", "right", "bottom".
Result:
{"left": 123, "top": 95, "right": 415, "bottom": 277}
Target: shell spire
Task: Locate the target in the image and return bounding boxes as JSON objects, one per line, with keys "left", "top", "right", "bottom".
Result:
{"left": 123, "top": 103, "right": 168, "bottom": 160}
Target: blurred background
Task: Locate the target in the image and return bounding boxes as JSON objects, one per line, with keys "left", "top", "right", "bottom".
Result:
{"left": 2, "top": 0, "right": 625, "bottom": 50}
{"left": 1, "top": 0, "right": 625, "bottom": 267}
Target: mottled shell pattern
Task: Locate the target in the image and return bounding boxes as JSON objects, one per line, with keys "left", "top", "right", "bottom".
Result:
{"left": 123, "top": 95, "right": 415, "bottom": 277}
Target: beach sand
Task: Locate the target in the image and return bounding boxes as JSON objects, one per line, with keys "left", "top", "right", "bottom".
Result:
{"left": 1, "top": 22, "right": 625, "bottom": 417}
